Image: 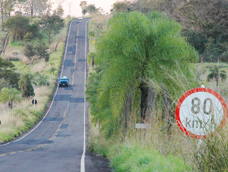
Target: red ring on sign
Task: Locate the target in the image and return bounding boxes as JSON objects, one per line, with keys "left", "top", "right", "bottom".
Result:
{"left": 175, "top": 87, "right": 227, "bottom": 139}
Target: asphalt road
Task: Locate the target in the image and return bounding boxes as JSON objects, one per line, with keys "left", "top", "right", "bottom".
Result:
{"left": 0, "top": 18, "right": 111, "bottom": 172}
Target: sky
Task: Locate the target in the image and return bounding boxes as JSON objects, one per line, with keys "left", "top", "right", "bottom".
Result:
{"left": 53, "top": 0, "right": 118, "bottom": 17}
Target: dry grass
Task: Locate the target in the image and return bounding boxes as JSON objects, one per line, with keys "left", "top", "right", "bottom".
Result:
{"left": 2, "top": 44, "right": 29, "bottom": 64}
{"left": 31, "top": 59, "right": 46, "bottom": 73}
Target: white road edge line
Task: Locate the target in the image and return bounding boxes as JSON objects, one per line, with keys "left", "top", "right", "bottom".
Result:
{"left": 0, "top": 20, "right": 75, "bottom": 146}
{"left": 80, "top": 20, "right": 89, "bottom": 172}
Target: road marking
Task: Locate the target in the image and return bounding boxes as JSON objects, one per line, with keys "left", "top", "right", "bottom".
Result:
{"left": 71, "top": 24, "right": 79, "bottom": 86}
{"left": 80, "top": 20, "right": 89, "bottom": 172}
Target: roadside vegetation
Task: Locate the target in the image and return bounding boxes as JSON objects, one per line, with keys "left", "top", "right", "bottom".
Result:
{"left": 0, "top": 1, "right": 73, "bottom": 142}
{"left": 86, "top": 0, "right": 228, "bottom": 171}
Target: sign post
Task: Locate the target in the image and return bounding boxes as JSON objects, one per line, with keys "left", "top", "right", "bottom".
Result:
{"left": 175, "top": 87, "right": 227, "bottom": 138}
{"left": 32, "top": 99, "right": 37, "bottom": 107}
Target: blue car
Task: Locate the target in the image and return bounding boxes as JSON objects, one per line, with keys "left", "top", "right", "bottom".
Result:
{"left": 59, "top": 76, "right": 69, "bottom": 87}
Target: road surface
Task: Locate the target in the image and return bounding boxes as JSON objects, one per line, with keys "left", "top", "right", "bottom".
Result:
{"left": 0, "top": 18, "right": 111, "bottom": 172}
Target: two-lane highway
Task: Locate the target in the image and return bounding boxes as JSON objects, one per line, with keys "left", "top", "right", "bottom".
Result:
{"left": 0, "top": 18, "right": 94, "bottom": 172}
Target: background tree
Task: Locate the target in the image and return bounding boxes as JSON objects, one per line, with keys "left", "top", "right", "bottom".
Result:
{"left": 4, "top": 14, "right": 39, "bottom": 42}
{"left": 18, "top": 73, "right": 35, "bottom": 98}
{"left": 79, "top": 1, "right": 87, "bottom": 9}
{"left": 24, "top": 43, "right": 49, "bottom": 62}
{"left": 35, "top": 43, "right": 49, "bottom": 61}
{"left": 86, "top": 4, "right": 96, "bottom": 15}
{"left": 175, "top": 0, "right": 228, "bottom": 62}
{"left": 0, "top": 0, "right": 18, "bottom": 30}
{"left": 207, "top": 64, "right": 226, "bottom": 89}
{"left": 54, "top": 4, "right": 64, "bottom": 17}
{"left": 24, "top": 44, "right": 36, "bottom": 63}
{"left": 0, "top": 87, "right": 22, "bottom": 109}
{"left": 0, "top": 58, "right": 20, "bottom": 89}
{"left": 111, "top": 1, "right": 131, "bottom": 13}
{"left": 82, "top": 8, "right": 86, "bottom": 16}
{"left": 16, "top": 0, "right": 48, "bottom": 16}
{"left": 39, "top": 14, "right": 64, "bottom": 44}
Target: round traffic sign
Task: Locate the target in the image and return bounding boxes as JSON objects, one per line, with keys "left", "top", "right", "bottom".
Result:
{"left": 32, "top": 99, "right": 37, "bottom": 105}
{"left": 175, "top": 87, "right": 227, "bottom": 139}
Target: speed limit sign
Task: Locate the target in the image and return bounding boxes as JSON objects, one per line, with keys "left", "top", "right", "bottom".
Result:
{"left": 175, "top": 87, "right": 227, "bottom": 139}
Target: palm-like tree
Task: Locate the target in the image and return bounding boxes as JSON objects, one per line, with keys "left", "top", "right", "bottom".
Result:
{"left": 207, "top": 65, "right": 226, "bottom": 88}
{"left": 0, "top": 87, "right": 22, "bottom": 109}
{"left": 36, "top": 74, "right": 50, "bottom": 86}
{"left": 88, "top": 11, "right": 198, "bottom": 134}
{"left": 50, "top": 67, "right": 56, "bottom": 75}
{"left": 19, "top": 73, "right": 35, "bottom": 98}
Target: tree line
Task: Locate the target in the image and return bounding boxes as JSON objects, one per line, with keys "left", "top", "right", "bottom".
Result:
{"left": 111, "top": 0, "right": 228, "bottom": 63}
{"left": 0, "top": 2, "right": 65, "bottom": 109}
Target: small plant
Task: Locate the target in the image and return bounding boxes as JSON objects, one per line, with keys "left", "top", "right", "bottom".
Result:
{"left": 0, "top": 87, "right": 22, "bottom": 109}
{"left": 207, "top": 64, "right": 226, "bottom": 88}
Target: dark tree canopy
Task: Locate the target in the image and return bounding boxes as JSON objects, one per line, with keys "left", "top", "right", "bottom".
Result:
{"left": 4, "top": 14, "right": 39, "bottom": 42}
{"left": 4, "top": 14, "right": 30, "bottom": 42}
{"left": 0, "top": 58, "right": 20, "bottom": 89}
{"left": 176, "top": 0, "right": 228, "bottom": 61}
{"left": 18, "top": 73, "right": 35, "bottom": 98}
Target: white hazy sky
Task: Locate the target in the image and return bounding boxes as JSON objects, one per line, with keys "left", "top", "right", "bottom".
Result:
{"left": 53, "top": 0, "right": 118, "bottom": 17}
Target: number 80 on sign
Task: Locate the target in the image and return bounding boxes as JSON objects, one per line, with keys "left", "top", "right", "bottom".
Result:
{"left": 175, "top": 87, "right": 227, "bottom": 139}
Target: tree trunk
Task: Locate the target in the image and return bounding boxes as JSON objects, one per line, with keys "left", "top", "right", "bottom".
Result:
{"left": 55, "top": 41, "right": 60, "bottom": 51}
{"left": 92, "top": 57, "right": 94, "bottom": 68}
{"left": 8, "top": 100, "right": 13, "bottom": 109}
{"left": 1, "top": 1, "right": 4, "bottom": 31}
{"left": 30, "top": 0, "right": 34, "bottom": 17}
{"left": 162, "top": 87, "right": 172, "bottom": 134}
{"left": 48, "top": 34, "right": 51, "bottom": 44}
{"left": 140, "top": 81, "right": 148, "bottom": 123}
{"left": 147, "top": 87, "right": 157, "bottom": 124}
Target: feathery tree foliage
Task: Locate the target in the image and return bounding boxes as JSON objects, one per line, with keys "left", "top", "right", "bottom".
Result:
{"left": 18, "top": 73, "right": 35, "bottom": 98}
{"left": 0, "top": 87, "right": 22, "bottom": 109}
{"left": 35, "top": 73, "right": 49, "bottom": 86}
{"left": 86, "top": 11, "right": 198, "bottom": 137}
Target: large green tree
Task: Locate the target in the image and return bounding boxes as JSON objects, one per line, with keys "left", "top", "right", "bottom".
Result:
{"left": 4, "top": 14, "right": 39, "bottom": 42}
{"left": 39, "top": 14, "right": 64, "bottom": 44}
{"left": 87, "top": 11, "right": 198, "bottom": 136}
